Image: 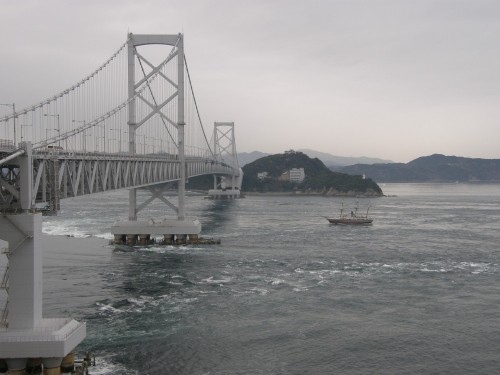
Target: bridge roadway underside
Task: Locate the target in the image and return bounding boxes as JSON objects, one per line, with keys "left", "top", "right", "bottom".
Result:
{"left": 31, "top": 150, "right": 235, "bottom": 201}
{"left": 0, "top": 149, "right": 237, "bottom": 212}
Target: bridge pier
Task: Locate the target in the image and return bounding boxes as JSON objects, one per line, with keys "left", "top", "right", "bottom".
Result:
{"left": 138, "top": 234, "right": 151, "bottom": 245}
{"left": 207, "top": 188, "right": 241, "bottom": 199}
{"left": 0, "top": 212, "right": 86, "bottom": 373}
{"left": 208, "top": 169, "right": 243, "bottom": 200}
{"left": 111, "top": 218, "right": 202, "bottom": 246}
{"left": 0, "top": 146, "right": 86, "bottom": 371}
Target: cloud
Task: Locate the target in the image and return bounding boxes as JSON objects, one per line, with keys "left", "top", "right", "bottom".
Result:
{"left": 1, "top": 0, "right": 500, "bottom": 162}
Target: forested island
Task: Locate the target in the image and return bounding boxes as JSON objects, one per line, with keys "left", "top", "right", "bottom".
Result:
{"left": 241, "top": 150, "right": 383, "bottom": 196}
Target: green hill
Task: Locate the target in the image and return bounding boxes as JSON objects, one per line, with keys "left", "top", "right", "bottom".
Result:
{"left": 242, "top": 150, "right": 383, "bottom": 196}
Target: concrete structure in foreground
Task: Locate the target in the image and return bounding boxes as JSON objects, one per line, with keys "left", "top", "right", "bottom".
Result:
{"left": 0, "top": 144, "right": 85, "bottom": 374}
{"left": 0, "top": 318, "right": 85, "bottom": 359}
{"left": 0, "top": 212, "right": 86, "bottom": 374}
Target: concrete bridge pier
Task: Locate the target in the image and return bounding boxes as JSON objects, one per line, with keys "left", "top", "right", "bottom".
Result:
{"left": 138, "top": 234, "right": 151, "bottom": 245}
{"left": 4, "top": 358, "right": 26, "bottom": 374}
{"left": 110, "top": 218, "right": 202, "bottom": 246}
{"left": 0, "top": 213, "right": 86, "bottom": 374}
{"left": 208, "top": 170, "right": 243, "bottom": 199}
{"left": 26, "top": 358, "right": 43, "bottom": 373}
{"left": 0, "top": 146, "right": 86, "bottom": 371}
{"left": 126, "top": 234, "right": 137, "bottom": 246}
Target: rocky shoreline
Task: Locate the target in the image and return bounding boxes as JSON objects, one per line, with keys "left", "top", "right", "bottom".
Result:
{"left": 242, "top": 188, "right": 383, "bottom": 197}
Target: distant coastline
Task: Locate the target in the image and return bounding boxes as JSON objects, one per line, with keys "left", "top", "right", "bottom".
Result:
{"left": 239, "top": 151, "right": 500, "bottom": 184}
{"left": 242, "top": 191, "right": 381, "bottom": 197}
{"left": 339, "top": 154, "right": 500, "bottom": 183}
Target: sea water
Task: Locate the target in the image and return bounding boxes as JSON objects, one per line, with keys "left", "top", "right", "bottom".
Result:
{"left": 39, "top": 183, "right": 500, "bottom": 374}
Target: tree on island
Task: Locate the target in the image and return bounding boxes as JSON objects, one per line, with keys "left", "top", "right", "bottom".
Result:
{"left": 242, "top": 151, "right": 383, "bottom": 196}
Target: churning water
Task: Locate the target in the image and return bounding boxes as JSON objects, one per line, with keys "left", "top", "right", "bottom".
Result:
{"left": 40, "top": 183, "right": 500, "bottom": 374}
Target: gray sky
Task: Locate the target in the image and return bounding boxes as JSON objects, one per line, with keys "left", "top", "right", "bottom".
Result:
{"left": 1, "top": 0, "right": 499, "bottom": 162}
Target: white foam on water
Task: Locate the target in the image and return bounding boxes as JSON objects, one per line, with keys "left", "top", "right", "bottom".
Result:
{"left": 249, "top": 287, "right": 269, "bottom": 295}
{"left": 88, "top": 357, "right": 135, "bottom": 375}
{"left": 135, "top": 244, "right": 205, "bottom": 253}
{"left": 458, "top": 261, "right": 493, "bottom": 274}
{"left": 269, "top": 278, "right": 286, "bottom": 285}
{"left": 181, "top": 297, "right": 198, "bottom": 303}
{"left": 230, "top": 288, "right": 255, "bottom": 296}
{"left": 127, "top": 296, "right": 155, "bottom": 310}
{"left": 43, "top": 224, "right": 91, "bottom": 238}
{"left": 167, "top": 281, "right": 184, "bottom": 286}
{"left": 96, "top": 302, "right": 123, "bottom": 315}
{"left": 293, "top": 286, "right": 309, "bottom": 292}
{"left": 307, "top": 269, "right": 339, "bottom": 277}
{"left": 197, "top": 290, "right": 217, "bottom": 294}
{"left": 245, "top": 274, "right": 265, "bottom": 281}
{"left": 201, "top": 276, "right": 232, "bottom": 284}
{"left": 420, "top": 267, "right": 443, "bottom": 272}
{"left": 140, "top": 246, "right": 171, "bottom": 253}
{"left": 94, "top": 232, "right": 113, "bottom": 240}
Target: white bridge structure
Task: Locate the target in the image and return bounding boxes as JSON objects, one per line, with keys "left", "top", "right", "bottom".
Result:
{"left": 0, "top": 33, "right": 242, "bottom": 374}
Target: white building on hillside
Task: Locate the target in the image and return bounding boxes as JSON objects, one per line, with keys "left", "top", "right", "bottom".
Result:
{"left": 257, "top": 172, "right": 269, "bottom": 180}
{"left": 289, "top": 168, "right": 305, "bottom": 183}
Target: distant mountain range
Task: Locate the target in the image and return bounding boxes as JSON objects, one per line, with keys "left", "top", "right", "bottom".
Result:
{"left": 237, "top": 151, "right": 500, "bottom": 183}
{"left": 340, "top": 154, "right": 500, "bottom": 182}
{"left": 237, "top": 151, "right": 270, "bottom": 166}
{"left": 298, "top": 149, "right": 394, "bottom": 167}
{"left": 237, "top": 149, "right": 392, "bottom": 167}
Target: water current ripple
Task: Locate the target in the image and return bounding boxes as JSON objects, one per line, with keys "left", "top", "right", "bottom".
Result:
{"left": 38, "top": 183, "right": 500, "bottom": 374}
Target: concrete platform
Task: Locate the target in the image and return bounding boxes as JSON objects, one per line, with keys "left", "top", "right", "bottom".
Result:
{"left": 110, "top": 218, "right": 202, "bottom": 245}
{"left": 207, "top": 189, "right": 240, "bottom": 199}
{"left": 110, "top": 218, "right": 201, "bottom": 235}
{"left": 0, "top": 318, "right": 86, "bottom": 358}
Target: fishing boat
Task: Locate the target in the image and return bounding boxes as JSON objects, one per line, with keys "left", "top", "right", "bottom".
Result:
{"left": 324, "top": 202, "right": 373, "bottom": 225}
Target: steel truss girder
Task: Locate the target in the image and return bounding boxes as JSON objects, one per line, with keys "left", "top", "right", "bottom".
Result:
{"left": 0, "top": 151, "right": 235, "bottom": 211}
{"left": 0, "top": 165, "right": 21, "bottom": 209}
{"left": 34, "top": 155, "right": 233, "bottom": 200}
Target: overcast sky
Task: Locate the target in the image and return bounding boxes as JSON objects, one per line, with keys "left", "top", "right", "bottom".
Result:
{"left": 1, "top": 0, "right": 499, "bottom": 162}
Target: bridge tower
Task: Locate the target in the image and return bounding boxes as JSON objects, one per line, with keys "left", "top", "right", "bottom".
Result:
{"left": 0, "top": 143, "right": 86, "bottom": 374}
{"left": 111, "top": 33, "right": 201, "bottom": 245}
{"left": 208, "top": 122, "right": 243, "bottom": 199}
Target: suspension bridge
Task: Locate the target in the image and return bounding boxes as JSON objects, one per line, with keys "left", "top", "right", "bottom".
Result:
{"left": 0, "top": 33, "right": 242, "bottom": 374}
